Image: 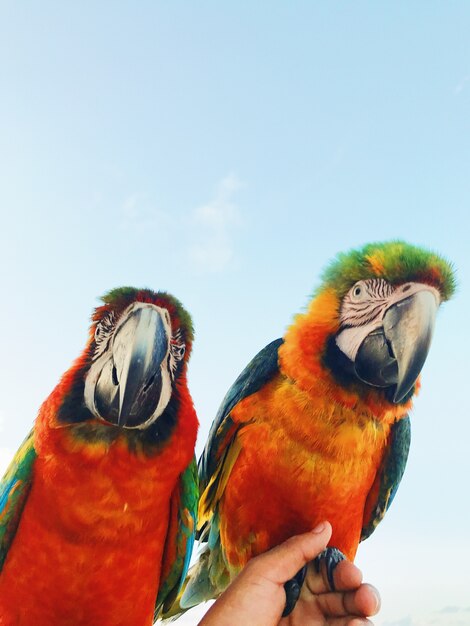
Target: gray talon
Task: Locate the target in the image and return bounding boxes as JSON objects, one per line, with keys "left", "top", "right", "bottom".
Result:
{"left": 282, "top": 565, "right": 307, "bottom": 617}
{"left": 282, "top": 547, "right": 345, "bottom": 617}
{"left": 314, "top": 547, "right": 346, "bottom": 590}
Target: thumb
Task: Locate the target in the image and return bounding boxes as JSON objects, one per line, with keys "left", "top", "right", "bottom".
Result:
{"left": 250, "top": 522, "right": 332, "bottom": 585}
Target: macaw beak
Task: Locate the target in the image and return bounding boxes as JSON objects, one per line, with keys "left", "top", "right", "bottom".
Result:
{"left": 355, "top": 290, "right": 438, "bottom": 403}
{"left": 93, "top": 304, "right": 171, "bottom": 428}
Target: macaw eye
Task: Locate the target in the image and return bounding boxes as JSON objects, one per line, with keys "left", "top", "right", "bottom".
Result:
{"left": 93, "top": 312, "right": 116, "bottom": 357}
{"left": 350, "top": 282, "right": 368, "bottom": 302}
{"left": 171, "top": 343, "right": 185, "bottom": 361}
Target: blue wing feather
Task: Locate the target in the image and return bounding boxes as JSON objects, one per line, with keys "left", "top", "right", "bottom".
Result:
{"left": 198, "top": 338, "right": 283, "bottom": 495}
{"left": 154, "top": 457, "right": 198, "bottom": 617}
{"left": 0, "top": 430, "right": 36, "bottom": 571}
{"left": 361, "top": 416, "right": 411, "bottom": 541}
{"left": 172, "top": 340, "right": 284, "bottom": 611}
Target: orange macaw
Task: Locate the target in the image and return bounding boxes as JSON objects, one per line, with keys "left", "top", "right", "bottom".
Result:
{"left": 166, "top": 241, "right": 455, "bottom": 619}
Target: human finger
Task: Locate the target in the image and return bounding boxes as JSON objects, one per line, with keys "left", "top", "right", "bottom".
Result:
{"left": 327, "top": 617, "right": 375, "bottom": 626}
{"left": 247, "top": 522, "right": 332, "bottom": 585}
{"left": 305, "top": 558, "right": 363, "bottom": 595}
{"left": 315, "top": 583, "right": 381, "bottom": 618}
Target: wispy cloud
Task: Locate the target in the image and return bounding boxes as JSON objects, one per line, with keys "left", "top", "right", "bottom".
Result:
{"left": 454, "top": 75, "right": 470, "bottom": 95}
{"left": 436, "top": 606, "right": 464, "bottom": 614}
{"left": 119, "top": 173, "right": 244, "bottom": 273}
{"left": 188, "top": 173, "right": 244, "bottom": 272}
{"left": 119, "top": 193, "right": 175, "bottom": 235}
{"left": 382, "top": 617, "right": 413, "bottom": 626}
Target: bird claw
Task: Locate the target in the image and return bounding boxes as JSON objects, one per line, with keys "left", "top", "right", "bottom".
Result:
{"left": 282, "top": 565, "right": 307, "bottom": 617}
{"left": 281, "top": 547, "right": 345, "bottom": 617}
{"left": 313, "top": 546, "right": 346, "bottom": 591}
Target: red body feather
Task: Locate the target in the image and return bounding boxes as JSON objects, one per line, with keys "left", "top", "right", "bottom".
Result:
{"left": 0, "top": 341, "right": 198, "bottom": 625}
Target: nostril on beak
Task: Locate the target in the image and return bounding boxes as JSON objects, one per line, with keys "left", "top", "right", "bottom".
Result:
{"left": 112, "top": 365, "right": 119, "bottom": 386}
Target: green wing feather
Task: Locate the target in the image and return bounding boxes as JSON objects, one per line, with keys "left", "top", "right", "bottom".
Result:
{"left": 361, "top": 416, "right": 411, "bottom": 541}
{"left": 0, "top": 429, "right": 36, "bottom": 570}
{"left": 155, "top": 457, "right": 199, "bottom": 618}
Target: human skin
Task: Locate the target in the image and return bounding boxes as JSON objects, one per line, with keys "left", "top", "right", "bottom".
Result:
{"left": 199, "top": 522, "right": 380, "bottom": 626}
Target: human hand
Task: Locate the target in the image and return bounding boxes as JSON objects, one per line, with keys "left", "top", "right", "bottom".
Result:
{"left": 198, "top": 522, "right": 380, "bottom": 626}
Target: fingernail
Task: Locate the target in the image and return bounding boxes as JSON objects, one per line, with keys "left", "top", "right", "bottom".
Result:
{"left": 312, "top": 521, "right": 327, "bottom": 533}
{"left": 371, "top": 587, "right": 381, "bottom": 613}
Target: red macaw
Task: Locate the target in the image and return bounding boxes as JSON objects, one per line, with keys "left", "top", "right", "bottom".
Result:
{"left": 0, "top": 287, "right": 198, "bottom": 626}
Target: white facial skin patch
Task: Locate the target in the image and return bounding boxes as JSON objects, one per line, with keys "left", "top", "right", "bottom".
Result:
{"left": 336, "top": 280, "right": 440, "bottom": 362}
{"left": 84, "top": 302, "right": 186, "bottom": 429}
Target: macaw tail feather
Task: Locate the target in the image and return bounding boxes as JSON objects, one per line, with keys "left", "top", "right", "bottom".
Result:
{"left": 160, "top": 546, "right": 227, "bottom": 622}
{"left": 159, "top": 574, "right": 192, "bottom": 623}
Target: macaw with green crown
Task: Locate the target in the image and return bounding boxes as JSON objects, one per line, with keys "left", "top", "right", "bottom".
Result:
{"left": 164, "top": 240, "right": 455, "bottom": 620}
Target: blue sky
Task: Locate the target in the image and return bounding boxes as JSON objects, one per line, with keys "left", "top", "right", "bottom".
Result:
{"left": 0, "top": 3, "right": 469, "bottom": 624}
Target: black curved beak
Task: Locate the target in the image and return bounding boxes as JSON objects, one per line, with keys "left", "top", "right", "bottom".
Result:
{"left": 94, "top": 305, "right": 170, "bottom": 427}
{"left": 355, "top": 290, "right": 438, "bottom": 403}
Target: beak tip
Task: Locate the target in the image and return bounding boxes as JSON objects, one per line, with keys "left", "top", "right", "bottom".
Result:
{"left": 384, "top": 289, "right": 438, "bottom": 404}
{"left": 392, "top": 387, "right": 408, "bottom": 404}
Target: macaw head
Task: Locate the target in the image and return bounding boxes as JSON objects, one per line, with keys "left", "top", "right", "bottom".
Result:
{"left": 282, "top": 241, "right": 455, "bottom": 406}
{"left": 58, "top": 287, "right": 194, "bottom": 431}
{"left": 325, "top": 241, "right": 455, "bottom": 403}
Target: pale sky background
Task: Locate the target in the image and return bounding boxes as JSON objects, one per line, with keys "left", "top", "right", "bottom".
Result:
{"left": 1, "top": 3, "right": 469, "bottom": 625}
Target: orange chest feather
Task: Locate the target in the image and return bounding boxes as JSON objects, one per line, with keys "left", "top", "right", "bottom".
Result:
{"left": 220, "top": 376, "right": 392, "bottom": 565}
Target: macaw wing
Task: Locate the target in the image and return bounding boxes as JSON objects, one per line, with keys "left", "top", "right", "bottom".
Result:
{"left": 197, "top": 338, "right": 283, "bottom": 539}
{"left": 361, "top": 416, "right": 411, "bottom": 541}
{"left": 0, "top": 429, "right": 36, "bottom": 571}
{"left": 154, "top": 457, "right": 199, "bottom": 617}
